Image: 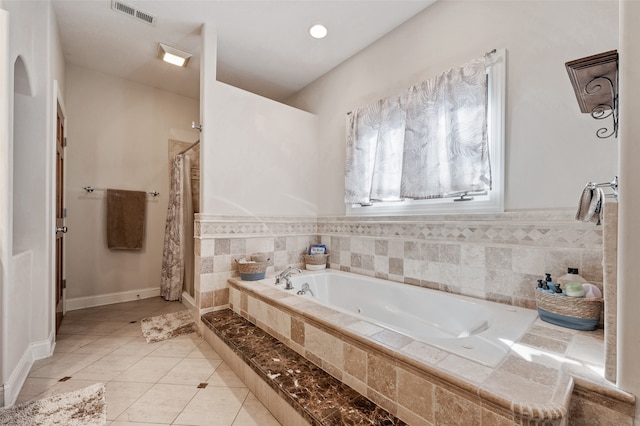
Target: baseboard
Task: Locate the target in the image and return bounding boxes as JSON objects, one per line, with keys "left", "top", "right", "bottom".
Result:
{"left": 2, "top": 331, "right": 57, "bottom": 407}
{"left": 31, "top": 330, "right": 55, "bottom": 360}
{"left": 181, "top": 291, "right": 196, "bottom": 311}
{"left": 66, "top": 286, "right": 160, "bottom": 311}
{"left": 3, "top": 346, "right": 33, "bottom": 407}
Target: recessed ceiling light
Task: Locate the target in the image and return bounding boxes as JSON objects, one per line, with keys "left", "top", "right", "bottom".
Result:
{"left": 309, "top": 24, "right": 328, "bottom": 39}
{"left": 157, "top": 43, "right": 192, "bottom": 67}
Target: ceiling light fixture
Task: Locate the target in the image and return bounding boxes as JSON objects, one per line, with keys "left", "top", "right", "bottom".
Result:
{"left": 157, "top": 43, "right": 192, "bottom": 67}
{"left": 309, "top": 24, "right": 328, "bottom": 39}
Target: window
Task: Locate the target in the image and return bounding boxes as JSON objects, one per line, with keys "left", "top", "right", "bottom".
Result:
{"left": 345, "top": 49, "right": 505, "bottom": 216}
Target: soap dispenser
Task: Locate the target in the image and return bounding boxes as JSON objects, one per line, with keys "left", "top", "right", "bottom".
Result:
{"left": 545, "top": 273, "right": 556, "bottom": 294}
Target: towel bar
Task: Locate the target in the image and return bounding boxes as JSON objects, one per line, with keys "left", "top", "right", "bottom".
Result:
{"left": 587, "top": 176, "right": 618, "bottom": 199}
{"left": 83, "top": 186, "right": 160, "bottom": 197}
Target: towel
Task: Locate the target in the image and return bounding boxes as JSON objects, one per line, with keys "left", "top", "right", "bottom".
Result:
{"left": 107, "top": 189, "right": 146, "bottom": 249}
{"left": 575, "top": 185, "right": 604, "bottom": 225}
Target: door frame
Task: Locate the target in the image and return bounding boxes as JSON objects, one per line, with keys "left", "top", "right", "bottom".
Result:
{"left": 51, "top": 81, "right": 67, "bottom": 326}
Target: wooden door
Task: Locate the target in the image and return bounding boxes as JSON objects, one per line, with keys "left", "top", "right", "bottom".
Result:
{"left": 55, "top": 102, "right": 66, "bottom": 332}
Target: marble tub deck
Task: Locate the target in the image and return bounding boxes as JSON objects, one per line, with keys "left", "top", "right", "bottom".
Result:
{"left": 202, "top": 309, "right": 405, "bottom": 425}
{"left": 222, "top": 276, "right": 635, "bottom": 425}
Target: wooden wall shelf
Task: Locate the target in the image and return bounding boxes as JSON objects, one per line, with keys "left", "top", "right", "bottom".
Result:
{"left": 565, "top": 50, "right": 618, "bottom": 139}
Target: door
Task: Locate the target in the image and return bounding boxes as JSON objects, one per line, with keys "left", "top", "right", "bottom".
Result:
{"left": 55, "top": 102, "right": 66, "bottom": 332}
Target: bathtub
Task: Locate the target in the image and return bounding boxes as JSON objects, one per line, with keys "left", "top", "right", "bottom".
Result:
{"left": 284, "top": 270, "right": 538, "bottom": 367}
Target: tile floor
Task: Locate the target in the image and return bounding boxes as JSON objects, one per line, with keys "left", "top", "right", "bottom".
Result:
{"left": 16, "top": 297, "right": 281, "bottom": 426}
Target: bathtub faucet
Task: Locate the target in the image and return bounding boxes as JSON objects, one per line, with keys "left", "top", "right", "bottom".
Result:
{"left": 275, "top": 266, "right": 301, "bottom": 290}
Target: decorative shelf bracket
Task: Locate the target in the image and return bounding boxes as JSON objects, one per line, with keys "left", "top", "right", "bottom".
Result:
{"left": 566, "top": 50, "right": 619, "bottom": 139}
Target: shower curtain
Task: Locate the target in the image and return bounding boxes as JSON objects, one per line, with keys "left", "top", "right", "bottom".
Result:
{"left": 160, "top": 154, "right": 194, "bottom": 301}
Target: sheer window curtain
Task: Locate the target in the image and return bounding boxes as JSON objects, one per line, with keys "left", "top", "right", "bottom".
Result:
{"left": 345, "top": 57, "right": 491, "bottom": 205}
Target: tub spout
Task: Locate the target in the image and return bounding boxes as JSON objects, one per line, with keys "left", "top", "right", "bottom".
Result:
{"left": 297, "top": 283, "right": 314, "bottom": 297}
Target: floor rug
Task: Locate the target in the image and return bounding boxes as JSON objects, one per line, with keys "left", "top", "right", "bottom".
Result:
{"left": 0, "top": 383, "right": 106, "bottom": 425}
{"left": 140, "top": 310, "right": 197, "bottom": 343}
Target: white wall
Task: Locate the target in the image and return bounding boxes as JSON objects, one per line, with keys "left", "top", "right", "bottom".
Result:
{"left": 65, "top": 64, "right": 199, "bottom": 303}
{"left": 203, "top": 81, "right": 318, "bottom": 217}
{"left": 617, "top": 0, "right": 640, "bottom": 407}
{"left": 0, "top": 6, "right": 9, "bottom": 405}
{"left": 0, "top": 0, "right": 64, "bottom": 406}
{"left": 286, "top": 1, "right": 619, "bottom": 215}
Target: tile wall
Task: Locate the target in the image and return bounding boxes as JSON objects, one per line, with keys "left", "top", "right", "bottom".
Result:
{"left": 194, "top": 211, "right": 603, "bottom": 314}
{"left": 193, "top": 216, "right": 319, "bottom": 313}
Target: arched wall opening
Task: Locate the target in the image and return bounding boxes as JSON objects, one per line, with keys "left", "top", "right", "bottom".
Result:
{"left": 12, "top": 55, "right": 35, "bottom": 255}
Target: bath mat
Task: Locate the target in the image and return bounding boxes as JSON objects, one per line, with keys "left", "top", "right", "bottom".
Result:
{"left": 140, "top": 310, "right": 197, "bottom": 343}
{"left": 0, "top": 383, "right": 106, "bottom": 425}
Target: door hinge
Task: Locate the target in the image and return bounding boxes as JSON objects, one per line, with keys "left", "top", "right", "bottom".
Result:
{"left": 63, "top": 279, "right": 66, "bottom": 289}
{"left": 63, "top": 208, "right": 67, "bottom": 218}
{"left": 63, "top": 137, "right": 68, "bottom": 147}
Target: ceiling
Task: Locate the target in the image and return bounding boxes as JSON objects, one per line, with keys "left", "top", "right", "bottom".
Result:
{"left": 51, "top": 0, "right": 435, "bottom": 101}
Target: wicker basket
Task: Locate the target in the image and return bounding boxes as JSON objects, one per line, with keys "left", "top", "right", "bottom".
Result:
{"left": 303, "top": 253, "right": 329, "bottom": 270}
{"left": 303, "top": 253, "right": 328, "bottom": 265}
{"left": 535, "top": 290, "right": 603, "bottom": 330}
{"left": 235, "top": 259, "right": 268, "bottom": 281}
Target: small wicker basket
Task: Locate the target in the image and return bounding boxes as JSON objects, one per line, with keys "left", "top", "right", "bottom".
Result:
{"left": 235, "top": 259, "right": 268, "bottom": 281}
{"left": 535, "top": 291, "right": 603, "bottom": 330}
{"left": 303, "top": 253, "right": 329, "bottom": 265}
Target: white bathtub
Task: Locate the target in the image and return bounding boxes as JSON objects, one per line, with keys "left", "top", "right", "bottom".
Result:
{"left": 284, "top": 270, "right": 538, "bottom": 367}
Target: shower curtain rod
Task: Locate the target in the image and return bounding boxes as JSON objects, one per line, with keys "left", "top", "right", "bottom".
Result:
{"left": 178, "top": 140, "right": 200, "bottom": 156}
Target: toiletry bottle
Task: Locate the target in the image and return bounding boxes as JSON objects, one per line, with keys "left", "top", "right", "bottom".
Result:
{"left": 554, "top": 283, "right": 566, "bottom": 296}
{"left": 556, "top": 267, "right": 587, "bottom": 296}
{"left": 545, "top": 273, "right": 556, "bottom": 294}
{"left": 557, "top": 268, "right": 587, "bottom": 286}
{"left": 536, "top": 280, "right": 546, "bottom": 291}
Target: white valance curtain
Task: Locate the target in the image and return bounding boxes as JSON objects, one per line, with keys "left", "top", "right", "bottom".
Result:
{"left": 345, "top": 57, "right": 491, "bottom": 204}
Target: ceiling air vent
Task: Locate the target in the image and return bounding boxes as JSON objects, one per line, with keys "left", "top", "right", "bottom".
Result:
{"left": 111, "top": 0, "right": 156, "bottom": 25}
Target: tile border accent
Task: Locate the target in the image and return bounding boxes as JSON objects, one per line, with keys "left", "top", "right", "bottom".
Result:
{"left": 196, "top": 211, "right": 602, "bottom": 248}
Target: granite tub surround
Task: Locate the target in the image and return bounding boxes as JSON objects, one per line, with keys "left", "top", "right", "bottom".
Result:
{"left": 202, "top": 309, "right": 406, "bottom": 425}
{"left": 225, "top": 274, "right": 634, "bottom": 425}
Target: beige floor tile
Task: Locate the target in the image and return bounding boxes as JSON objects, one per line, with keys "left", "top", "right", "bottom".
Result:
{"left": 15, "top": 298, "right": 279, "bottom": 426}
{"left": 28, "top": 352, "right": 105, "bottom": 378}
{"left": 173, "top": 386, "right": 249, "bottom": 426}
{"left": 110, "top": 336, "right": 164, "bottom": 357}
{"left": 148, "top": 302, "right": 192, "bottom": 316}
{"left": 208, "top": 362, "right": 248, "bottom": 388}
{"left": 116, "top": 383, "right": 198, "bottom": 423}
{"left": 13, "top": 377, "right": 59, "bottom": 404}
{"left": 109, "top": 322, "right": 146, "bottom": 337}
{"left": 148, "top": 334, "right": 202, "bottom": 358}
{"left": 232, "top": 392, "right": 280, "bottom": 426}
{"left": 112, "top": 356, "right": 182, "bottom": 383}
{"left": 105, "top": 381, "right": 154, "bottom": 420}
{"left": 187, "top": 341, "right": 223, "bottom": 360}
{"left": 72, "top": 335, "right": 138, "bottom": 355}
{"left": 57, "top": 321, "right": 94, "bottom": 335}
{"left": 159, "top": 357, "right": 223, "bottom": 386}
{"left": 52, "top": 334, "right": 102, "bottom": 353}
{"left": 85, "top": 320, "right": 127, "bottom": 336}
{"left": 35, "top": 378, "right": 102, "bottom": 400}
{"left": 73, "top": 354, "right": 144, "bottom": 381}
